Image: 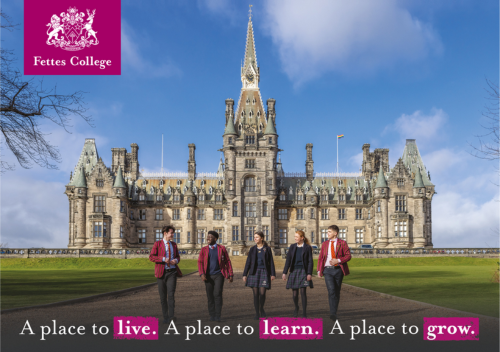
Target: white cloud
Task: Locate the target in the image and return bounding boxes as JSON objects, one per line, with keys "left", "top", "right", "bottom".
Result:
{"left": 121, "top": 21, "right": 181, "bottom": 78}
{"left": 432, "top": 192, "right": 499, "bottom": 248}
{"left": 262, "top": 0, "right": 442, "bottom": 85}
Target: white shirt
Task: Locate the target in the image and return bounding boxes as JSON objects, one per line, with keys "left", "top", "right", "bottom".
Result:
{"left": 325, "top": 238, "right": 341, "bottom": 267}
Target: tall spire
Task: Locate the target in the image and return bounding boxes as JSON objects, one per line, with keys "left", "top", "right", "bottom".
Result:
{"left": 241, "top": 9, "right": 259, "bottom": 88}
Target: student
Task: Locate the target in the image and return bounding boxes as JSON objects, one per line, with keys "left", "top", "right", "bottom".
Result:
{"left": 282, "top": 230, "right": 314, "bottom": 318}
{"left": 243, "top": 231, "right": 276, "bottom": 319}
{"left": 149, "top": 225, "right": 183, "bottom": 324}
{"left": 317, "top": 225, "right": 351, "bottom": 321}
{"left": 197, "top": 231, "right": 233, "bottom": 322}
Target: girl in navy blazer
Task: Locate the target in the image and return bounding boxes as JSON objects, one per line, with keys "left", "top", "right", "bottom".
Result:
{"left": 243, "top": 231, "right": 276, "bottom": 320}
{"left": 282, "top": 230, "right": 314, "bottom": 318}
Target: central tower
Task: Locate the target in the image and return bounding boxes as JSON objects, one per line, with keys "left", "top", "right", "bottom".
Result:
{"left": 222, "top": 12, "right": 279, "bottom": 253}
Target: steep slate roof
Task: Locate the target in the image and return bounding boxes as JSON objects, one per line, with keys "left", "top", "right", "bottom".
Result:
{"left": 413, "top": 168, "right": 425, "bottom": 188}
{"left": 73, "top": 167, "right": 87, "bottom": 188}
{"left": 401, "top": 139, "right": 433, "bottom": 186}
{"left": 375, "top": 166, "right": 388, "bottom": 188}
{"left": 68, "top": 139, "right": 99, "bottom": 186}
{"left": 264, "top": 117, "right": 277, "bottom": 135}
{"left": 131, "top": 178, "right": 225, "bottom": 202}
{"left": 113, "top": 166, "right": 126, "bottom": 188}
{"left": 223, "top": 115, "right": 237, "bottom": 135}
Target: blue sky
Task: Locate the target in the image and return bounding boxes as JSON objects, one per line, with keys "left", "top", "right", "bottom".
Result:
{"left": 1, "top": 0, "right": 498, "bottom": 248}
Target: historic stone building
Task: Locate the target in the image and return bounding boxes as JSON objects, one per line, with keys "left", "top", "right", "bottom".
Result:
{"left": 65, "top": 16, "right": 435, "bottom": 253}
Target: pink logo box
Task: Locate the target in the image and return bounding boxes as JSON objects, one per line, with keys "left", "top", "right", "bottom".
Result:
{"left": 113, "top": 316, "right": 159, "bottom": 340}
{"left": 24, "top": 0, "right": 121, "bottom": 75}
{"left": 423, "top": 317, "right": 479, "bottom": 341}
{"left": 260, "top": 317, "right": 323, "bottom": 340}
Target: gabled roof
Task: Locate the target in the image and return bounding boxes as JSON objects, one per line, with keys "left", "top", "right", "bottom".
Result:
{"left": 402, "top": 139, "right": 433, "bottom": 186}
{"left": 375, "top": 165, "right": 388, "bottom": 188}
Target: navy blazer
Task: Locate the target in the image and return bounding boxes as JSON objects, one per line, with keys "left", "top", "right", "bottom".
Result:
{"left": 283, "top": 243, "right": 314, "bottom": 276}
{"left": 243, "top": 245, "right": 276, "bottom": 277}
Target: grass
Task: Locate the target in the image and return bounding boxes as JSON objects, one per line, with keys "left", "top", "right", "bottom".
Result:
{"left": 0, "top": 258, "right": 198, "bottom": 310}
{"left": 313, "top": 257, "right": 499, "bottom": 318}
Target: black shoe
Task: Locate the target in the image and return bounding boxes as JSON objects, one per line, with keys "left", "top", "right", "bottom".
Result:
{"left": 215, "top": 316, "right": 221, "bottom": 322}
{"left": 330, "top": 314, "right": 337, "bottom": 321}
{"left": 260, "top": 308, "right": 266, "bottom": 318}
{"left": 209, "top": 316, "right": 215, "bottom": 321}
{"left": 254, "top": 314, "right": 260, "bottom": 320}
{"left": 293, "top": 308, "right": 299, "bottom": 318}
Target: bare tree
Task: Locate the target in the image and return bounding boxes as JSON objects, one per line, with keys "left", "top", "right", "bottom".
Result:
{"left": 0, "top": 11, "right": 93, "bottom": 172}
{"left": 470, "top": 79, "right": 499, "bottom": 167}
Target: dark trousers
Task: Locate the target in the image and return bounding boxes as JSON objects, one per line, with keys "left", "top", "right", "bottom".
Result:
{"left": 323, "top": 266, "right": 344, "bottom": 316}
{"left": 157, "top": 269, "right": 177, "bottom": 320}
{"left": 205, "top": 273, "right": 224, "bottom": 318}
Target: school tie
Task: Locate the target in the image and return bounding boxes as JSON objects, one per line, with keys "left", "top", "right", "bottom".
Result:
{"left": 166, "top": 241, "right": 170, "bottom": 264}
{"left": 331, "top": 240, "right": 338, "bottom": 267}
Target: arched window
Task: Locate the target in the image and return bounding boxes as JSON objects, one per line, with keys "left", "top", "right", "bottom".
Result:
{"left": 245, "top": 177, "right": 256, "bottom": 192}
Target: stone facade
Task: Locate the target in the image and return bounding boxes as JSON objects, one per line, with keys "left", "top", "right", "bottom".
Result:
{"left": 65, "top": 16, "right": 435, "bottom": 253}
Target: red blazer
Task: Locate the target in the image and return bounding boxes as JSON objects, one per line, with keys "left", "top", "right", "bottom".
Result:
{"left": 317, "top": 238, "right": 351, "bottom": 276}
{"left": 197, "top": 245, "right": 233, "bottom": 279}
{"left": 149, "top": 240, "right": 183, "bottom": 278}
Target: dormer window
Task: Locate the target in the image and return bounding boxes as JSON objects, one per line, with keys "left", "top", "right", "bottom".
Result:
{"left": 246, "top": 98, "right": 250, "bottom": 105}
{"left": 338, "top": 180, "right": 342, "bottom": 186}
{"left": 177, "top": 180, "right": 181, "bottom": 186}
{"left": 160, "top": 180, "right": 164, "bottom": 187}
{"left": 257, "top": 111, "right": 260, "bottom": 117}
{"left": 249, "top": 110, "right": 253, "bottom": 118}
{"left": 252, "top": 98, "right": 256, "bottom": 105}
{"left": 201, "top": 180, "right": 205, "bottom": 187}
{"left": 321, "top": 180, "right": 326, "bottom": 186}
{"left": 355, "top": 180, "right": 359, "bottom": 186}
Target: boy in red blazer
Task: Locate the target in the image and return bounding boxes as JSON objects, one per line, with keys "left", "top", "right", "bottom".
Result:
{"left": 317, "top": 225, "right": 351, "bottom": 321}
{"left": 198, "top": 231, "right": 233, "bottom": 322}
{"left": 149, "top": 225, "right": 183, "bottom": 324}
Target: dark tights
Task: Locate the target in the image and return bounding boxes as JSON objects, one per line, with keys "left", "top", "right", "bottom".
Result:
{"left": 292, "top": 288, "right": 307, "bottom": 315}
{"left": 252, "top": 287, "right": 267, "bottom": 316}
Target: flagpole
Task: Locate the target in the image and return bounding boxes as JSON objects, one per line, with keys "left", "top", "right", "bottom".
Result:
{"left": 336, "top": 136, "right": 339, "bottom": 174}
{"left": 161, "top": 134, "right": 164, "bottom": 174}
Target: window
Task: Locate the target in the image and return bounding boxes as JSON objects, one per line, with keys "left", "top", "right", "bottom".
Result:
{"left": 297, "top": 194, "right": 304, "bottom": 201}
{"left": 215, "top": 195, "right": 222, "bottom": 202}
{"left": 310, "top": 208, "right": 315, "bottom": 219}
{"left": 296, "top": 208, "right": 304, "bottom": 220}
{"left": 268, "top": 137, "right": 272, "bottom": 144}
{"left": 377, "top": 226, "right": 382, "bottom": 238}
{"left": 396, "top": 195, "right": 407, "bottom": 212}
{"left": 321, "top": 229, "right": 328, "bottom": 243}
{"left": 228, "top": 137, "right": 232, "bottom": 144}
{"left": 245, "top": 159, "right": 256, "bottom": 168}
{"left": 397, "top": 179, "right": 404, "bottom": 187}
{"left": 339, "top": 194, "right": 345, "bottom": 201}
{"left": 245, "top": 135, "right": 255, "bottom": 144}
{"left": 120, "top": 226, "right": 124, "bottom": 238}
{"left": 228, "top": 179, "right": 233, "bottom": 191}
{"left": 198, "top": 194, "right": 205, "bottom": 202}
{"left": 377, "top": 200, "right": 381, "bottom": 212}
{"left": 93, "top": 221, "right": 107, "bottom": 237}
{"left": 356, "top": 195, "right": 362, "bottom": 201}
{"left": 96, "top": 179, "right": 104, "bottom": 187}
{"left": 232, "top": 202, "right": 238, "bottom": 217}
{"left": 339, "top": 228, "right": 346, "bottom": 240}
{"left": 321, "top": 208, "right": 329, "bottom": 220}
{"left": 321, "top": 194, "right": 328, "bottom": 202}
{"left": 130, "top": 210, "right": 134, "bottom": 220}
{"left": 214, "top": 228, "right": 223, "bottom": 243}
{"left": 139, "top": 209, "right": 146, "bottom": 220}
{"left": 139, "top": 194, "right": 145, "bottom": 201}
{"left": 278, "top": 209, "right": 288, "bottom": 220}
{"left": 187, "top": 231, "right": 191, "bottom": 243}
{"left": 172, "top": 209, "right": 180, "bottom": 220}
{"left": 156, "top": 195, "right": 163, "bottom": 202}
{"left": 197, "top": 229, "right": 205, "bottom": 244}
{"left": 174, "top": 229, "right": 181, "bottom": 243}
{"left": 214, "top": 209, "right": 223, "bottom": 220}
{"left": 232, "top": 226, "right": 239, "bottom": 241}
{"left": 355, "top": 208, "right": 363, "bottom": 220}
{"left": 280, "top": 193, "right": 286, "bottom": 201}
{"left": 94, "top": 196, "right": 106, "bottom": 212}
{"left": 268, "top": 179, "right": 273, "bottom": 191}
{"left": 279, "top": 228, "right": 287, "bottom": 244}
{"left": 368, "top": 208, "right": 371, "bottom": 220}
{"left": 138, "top": 229, "right": 146, "bottom": 244}
{"left": 338, "top": 208, "right": 346, "bottom": 220}
{"left": 263, "top": 226, "right": 269, "bottom": 241}
{"left": 155, "top": 209, "right": 163, "bottom": 220}
{"left": 263, "top": 202, "right": 269, "bottom": 216}
{"left": 245, "top": 177, "right": 256, "bottom": 192}
{"left": 355, "top": 228, "right": 364, "bottom": 243}
{"left": 232, "top": 250, "right": 240, "bottom": 256}
{"left": 395, "top": 221, "right": 407, "bottom": 237}
{"left": 311, "top": 231, "right": 315, "bottom": 243}
{"left": 246, "top": 226, "right": 255, "bottom": 241}
{"left": 245, "top": 203, "right": 256, "bottom": 217}
{"left": 197, "top": 209, "right": 205, "bottom": 220}
{"left": 173, "top": 195, "right": 180, "bottom": 202}
{"left": 187, "top": 209, "right": 191, "bottom": 220}
{"left": 155, "top": 229, "right": 162, "bottom": 241}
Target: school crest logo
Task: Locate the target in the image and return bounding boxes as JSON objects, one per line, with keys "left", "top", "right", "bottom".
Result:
{"left": 46, "top": 7, "right": 99, "bottom": 51}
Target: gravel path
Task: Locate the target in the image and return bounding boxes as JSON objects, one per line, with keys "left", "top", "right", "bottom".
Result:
{"left": 2, "top": 273, "right": 498, "bottom": 352}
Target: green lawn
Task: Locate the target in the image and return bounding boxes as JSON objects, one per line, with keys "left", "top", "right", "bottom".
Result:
{"left": 313, "top": 257, "right": 499, "bottom": 317}
{"left": 0, "top": 258, "right": 198, "bottom": 310}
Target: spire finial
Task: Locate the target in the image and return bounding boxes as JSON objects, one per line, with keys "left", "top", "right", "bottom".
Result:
{"left": 249, "top": 4, "right": 253, "bottom": 19}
